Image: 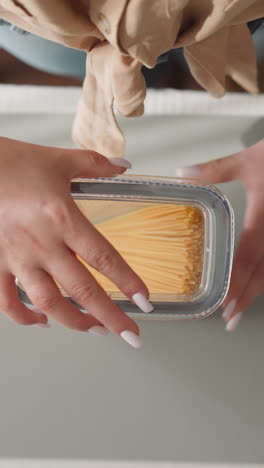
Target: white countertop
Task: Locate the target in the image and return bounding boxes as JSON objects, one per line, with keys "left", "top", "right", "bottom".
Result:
{"left": 0, "top": 86, "right": 263, "bottom": 465}
{"left": 1, "top": 462, "right": 264, "bottom": 468}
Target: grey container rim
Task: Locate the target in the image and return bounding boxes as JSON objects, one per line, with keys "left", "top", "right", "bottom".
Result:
{"left": 16, "top": 175, "right": 235, "bottom": 321}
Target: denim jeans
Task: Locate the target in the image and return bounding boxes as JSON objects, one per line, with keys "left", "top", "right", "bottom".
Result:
{"left": 0, "top": 17, "right": 263, "bottom": 85}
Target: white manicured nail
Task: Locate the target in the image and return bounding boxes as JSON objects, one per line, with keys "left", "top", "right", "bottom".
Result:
{"left": 33, "top": 323, "right": 51, "bottom": 328}
{"left": 109, "top": 158, "right": 132, "bottom": 169}
{"left": 225, "top": 313, "right": 243, "bottom": 332}
{"left": 175, "top": 166, "right": 200, "bottom": 178}
{"left": 88, "top": 326, "right": 109, "bottom": 336}
{"left": 120, "top": 330, "right": 143, "bottom": 349}
{"left": 27, "top": 305, "right": 43, "bottom": 313}
{"left": 222, "top": 299, "right": 237, "bottom": 321}
{"left": 132, "top": 292, "right": 154, "bottom": 313}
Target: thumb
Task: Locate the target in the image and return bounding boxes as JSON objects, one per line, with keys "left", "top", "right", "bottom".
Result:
{"left": 62, "top": 149, "right": 132, "bottom": 179}
{"left": 175, "top": 152, "right": 242, "bottom": 184}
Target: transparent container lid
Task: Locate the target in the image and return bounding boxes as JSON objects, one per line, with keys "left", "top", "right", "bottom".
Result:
{"left": 17, "top": 175, "right": 234, "bottom": 320}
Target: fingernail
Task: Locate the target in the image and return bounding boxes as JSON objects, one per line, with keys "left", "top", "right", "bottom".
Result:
{"left": 33, "top": 323, "right": 51, "bottom": 328}
{"left": 27, "top": 305, "right": 43, "bottom": 313}
{"left": 175, "top": 166, "right": 200, "bottom": 178}
{"left": 88, "top": 325, "right": 109, "bottom": 336}
{"left": 225, "top": 312, "right": 243, "bottom": 332}
{"left": 222, "top": 299, "right": 237, "bottom": 321}
{"left": 32, "top": 307, "right": 45, "bottom": 315}
{"left": 120, "top": 330, "right": 143, "bottom": 349}
{"left": 132, "top": 292, "right": 154, "bottom": 313}
{"left": 108, "top": 158, "right": 132, "bottom": 169}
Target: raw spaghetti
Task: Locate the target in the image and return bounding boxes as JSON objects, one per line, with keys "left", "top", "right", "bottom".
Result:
{"left": 77, "top": 203, "right": 204, "bottom": 295}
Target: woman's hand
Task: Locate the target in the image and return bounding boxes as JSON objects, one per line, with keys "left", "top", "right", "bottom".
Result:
{"left": 176, "top": 139, "right": 264, "bottom": 331}
{"left": 0, "top": 137, "right": 153, "bottom": 348}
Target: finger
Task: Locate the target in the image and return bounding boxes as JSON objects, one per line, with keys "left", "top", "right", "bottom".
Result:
{"left": 223, "top": 259, "right": 264, "bottom": 332}
{"left": 222, "top": 229, "right": 258, "bottom": 322}
{"left": 44, "top": 246, "right": 143, "bottom": 345}
{"left": 0, "top": 271, "right": 49, "bottom": 327}
{"left": 222, "top": 196, "right": 264, "bottom": 327}
{"left": 222, "top": 227, "right": 258, "bottom": 310}
{"left": 18, "top": 267, "right": 109, "bottom": 336}
{"left": 60, "top": 148, "right": 132, "bottom": 180}
{"left": 175, "top": 148, "right": 249, "bottom": 184}
{"left": 64, "top": 202, "right": 153, "bottom": 313}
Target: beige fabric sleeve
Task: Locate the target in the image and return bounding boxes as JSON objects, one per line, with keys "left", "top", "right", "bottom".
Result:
{"left": 0, "top": 0, "right": 263, "bottom": 159}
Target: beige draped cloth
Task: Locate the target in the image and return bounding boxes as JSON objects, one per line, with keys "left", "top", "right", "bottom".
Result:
{"left": 0, "top": 0, "right": 263, "bottom": 157}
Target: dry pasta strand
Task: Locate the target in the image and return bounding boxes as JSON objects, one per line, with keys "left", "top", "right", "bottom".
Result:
{"left": 78, "top": 204, "right": 204, "bottom": 296}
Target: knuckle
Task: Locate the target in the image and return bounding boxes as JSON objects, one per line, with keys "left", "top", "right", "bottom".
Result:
{"left": 71, "top": 281, "right": 98, "bottom": 303}
{"left": 43, "top": 198, "right": 69, "bottom": 227}
{"left": 89, "top": 249, "right": 115, "bottom": 275}
{"left": 86, "top": 151, "right": 106, "bottom": 166}
{"left": 32, "top": 294, "right": 61, "bottom": 312}
{"left": 205, "top": 158, "right": 223, "bottom": 173}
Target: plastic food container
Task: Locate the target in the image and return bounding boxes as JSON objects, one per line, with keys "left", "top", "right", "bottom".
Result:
{"left": 16, "top": 175, "right": 234, "bottom": 320}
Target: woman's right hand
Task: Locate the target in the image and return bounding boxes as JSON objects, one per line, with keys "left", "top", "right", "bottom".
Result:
{"left": 176, "top": 139, "right": 264, "bottom": 332}
{"left": 0, "top": 137, "right": 152, "bottom": 348}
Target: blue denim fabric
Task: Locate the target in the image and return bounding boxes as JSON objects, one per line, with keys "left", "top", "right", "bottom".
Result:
{"left": 0, "top": 18, "right": 263, "bottom": 83}
{"left": 0, "top": 19, "right": 86, "bottom": 78}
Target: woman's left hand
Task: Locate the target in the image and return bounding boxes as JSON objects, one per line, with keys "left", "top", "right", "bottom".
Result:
{"left": 176, "top": 139, "right": 264, "bottom": 331}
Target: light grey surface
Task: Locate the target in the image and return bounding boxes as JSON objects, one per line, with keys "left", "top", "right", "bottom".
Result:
{"left": 1, "top": 462, "right": 263, "bottom": 468}
{"left": 0, "top": 110, "right": 264, "bottom": 464}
